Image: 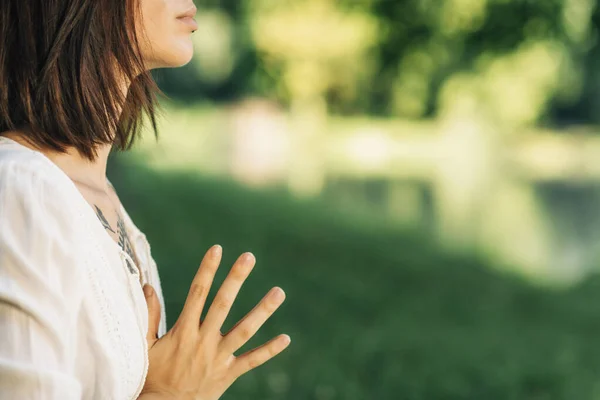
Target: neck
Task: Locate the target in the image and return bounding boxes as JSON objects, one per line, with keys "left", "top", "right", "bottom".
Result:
{"left": 46, "top": 143, "right": 113, "bottom": 191}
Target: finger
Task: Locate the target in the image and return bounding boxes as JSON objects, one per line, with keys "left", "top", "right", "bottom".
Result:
{"left": 201, "top": 252, "right": 255, "bottom": 336}
{"left": 231, "top": 334, "right": 291, "bottom": 378}
{"left": 220, "top": 287, "right": 285, "bottom": 354}
{"left": 143, "top": 284, "right": 161, "bottom": 343}
{"left": 176, "top": 244, "right": 222, "bottom": 332}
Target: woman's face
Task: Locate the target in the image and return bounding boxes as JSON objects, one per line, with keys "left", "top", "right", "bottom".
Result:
{"left": 136, "top": 0, "right": 198, "bottom": 70}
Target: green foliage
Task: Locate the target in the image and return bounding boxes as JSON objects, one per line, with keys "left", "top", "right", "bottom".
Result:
{"left": 156, "top": 0, "right": 600, "bottom": 125}
{"left": 110, "top": 156, "right": 600, "bottom": 399}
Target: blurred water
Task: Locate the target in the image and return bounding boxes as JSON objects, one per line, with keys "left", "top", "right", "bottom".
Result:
{"left": 323, "top": 177, "right": 600, "bottom": 286}
{"left": 136, "top": 103, "right": 600, "bottom": 286}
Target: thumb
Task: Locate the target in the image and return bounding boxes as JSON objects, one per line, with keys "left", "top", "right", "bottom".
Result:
{"left": 143, "top": 284, "right": 161, "bottom": 343}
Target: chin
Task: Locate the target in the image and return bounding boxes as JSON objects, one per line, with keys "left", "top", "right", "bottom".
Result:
{"left": 165, "top": 52, "right": 194, "bottom": 68}
{"left": 150, "top": 41, "right": 194, "bottom": 69}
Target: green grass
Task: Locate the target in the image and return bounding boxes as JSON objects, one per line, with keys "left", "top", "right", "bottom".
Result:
{"left": 109, "top": 154, "right": 600, "bottom": 400}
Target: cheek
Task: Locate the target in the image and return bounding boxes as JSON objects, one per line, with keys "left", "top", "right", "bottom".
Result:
{"left": 137, "top": 1, "right": 195, "bottom": 68}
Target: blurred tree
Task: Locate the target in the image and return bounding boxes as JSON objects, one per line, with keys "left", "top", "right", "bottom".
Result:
{"left": 552, "top": 0, "right": 600, "bottom": 125}
{"left": 249, "top": 0, "right": 379, "bottom": 116}
{"left": 370, "top": 0, "right": 569, "bottom": 122}
{"left": 154, "top": 0, "right": 600, "bottom": 128}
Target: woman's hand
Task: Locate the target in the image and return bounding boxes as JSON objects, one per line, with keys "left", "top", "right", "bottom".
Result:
{"left": 139, "top": 245, "right": 290, "bottom": 400}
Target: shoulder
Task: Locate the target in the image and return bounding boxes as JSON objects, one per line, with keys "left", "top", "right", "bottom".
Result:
{"left": 0, "top": 142, "right": 86, "bottom": 246}
{"left": 0, "top": 140, "right": 76, "bottom": 207}
{"left": 0, "top": 140, "right": 54, "bottom": 176}
{"left": 0, "top": 140, "right": 58, "bottom": 185}
{"left": 0, "top": 142, "right": 87, "bottom": 310}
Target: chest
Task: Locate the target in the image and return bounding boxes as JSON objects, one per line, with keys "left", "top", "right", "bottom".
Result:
{"left": 74, "top": 183, "right": 145, "bottom": 281}
{"left": 73, "top": 216, "right": 154, "bottom": 399}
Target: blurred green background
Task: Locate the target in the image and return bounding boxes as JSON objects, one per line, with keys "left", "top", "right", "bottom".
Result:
{"left": 108, "top": 1, "right": 600, "bottom": 398}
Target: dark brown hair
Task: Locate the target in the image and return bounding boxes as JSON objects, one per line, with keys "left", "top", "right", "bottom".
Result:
{"left": 0, "top": 0, "right": 164, "bottom": 161}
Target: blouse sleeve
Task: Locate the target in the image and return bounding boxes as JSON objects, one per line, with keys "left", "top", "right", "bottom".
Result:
{"left": 0, "top": 159, "right": 86, "bottom": 399}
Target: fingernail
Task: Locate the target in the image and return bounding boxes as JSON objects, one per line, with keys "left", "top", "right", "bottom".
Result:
{"left": 271, "top": 287, "right": 285, "bottom": 301}
{"left": 243, "top": 252, "right": 254, "bottom": 263}
{"left": 213, "top": 245, "right": 222, "bottom": 257}
{"left": 281, "top": 334, "right": 291, "bottom": 345}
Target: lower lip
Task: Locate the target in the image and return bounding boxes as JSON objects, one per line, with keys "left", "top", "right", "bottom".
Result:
{"left": 177, "top": 16, "right": 198, "bottom": 31}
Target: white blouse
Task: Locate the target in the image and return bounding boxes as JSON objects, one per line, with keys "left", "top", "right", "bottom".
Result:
{"left": 0, "top": 136, "right": 168, "bottom": 399}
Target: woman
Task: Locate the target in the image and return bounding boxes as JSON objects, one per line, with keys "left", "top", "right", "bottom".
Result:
{"left": 0, "top": 1, "right": 290, "bottom": 399}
